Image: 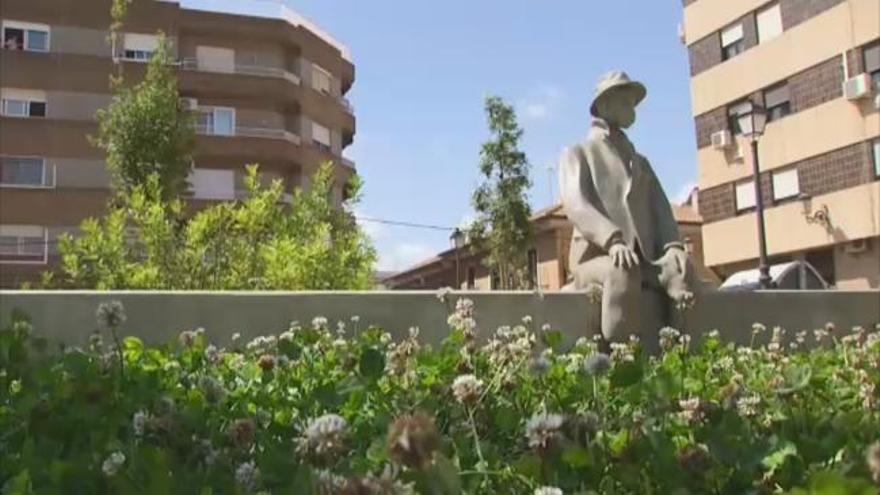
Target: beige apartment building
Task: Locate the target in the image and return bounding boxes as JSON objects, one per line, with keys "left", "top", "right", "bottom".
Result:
{"left": 683, "top": 0, "right": 880, "bottom": 289}
{"left": 0, "top": 0, "right": 356, "bottom": 287}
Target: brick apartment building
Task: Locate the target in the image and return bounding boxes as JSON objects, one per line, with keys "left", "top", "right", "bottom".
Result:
{"left": 383, "top": 197, "right": 720, "bottom": 291}
{"left": 682, "top": 0, "right": 880, "bottom": 288}
{"left": 0, "top": 0, "right": 356, "bottom": 287}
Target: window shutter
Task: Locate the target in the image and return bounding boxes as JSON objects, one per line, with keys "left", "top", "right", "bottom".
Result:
{"left": 772, "top": 169, "right": 799, "bottom": 200}
{"left": 764, "top": 83, "right": 790, "bottom": 108}
{"left": 721, "top": 23, "right": 744, "bottom": 48}
{"left": 864, "top": 43, "right": 880, "bottom": 74}
{"left": 757, "top": 4, "right": 783, "bottom": 43}
{"left": 735, "top": 181, "right": 756, "bottom": 211}
{"left": 312, "top": 122, "right": 331, "bottom": 146}
{"left": 123, "top": 33, "right": 159, "bottom": 52}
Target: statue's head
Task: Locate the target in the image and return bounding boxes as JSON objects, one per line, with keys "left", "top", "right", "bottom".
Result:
{"left": 590, "top": 71, "right": 646, "bottom": 129}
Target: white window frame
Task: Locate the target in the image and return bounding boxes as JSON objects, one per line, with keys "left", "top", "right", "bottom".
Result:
{"left": 0, "top": 89, "right": 47, "bottom": 118}
{"left": 121, "top": 33, "right": 159, "bottom": 62}
{"left": 872, "top": 139, "right": 880, "bottom": 177}
{"left": 2, "top": 20, "right": 50, "bottom": 52}
{"left": 196, "top": 107, "right": 236, "bottom": 136}
{"left": 735, "top": 181, "right": 757, "bottom": 211}
{"left": 771, "top": 168, "right": 800, "bottom": 201}
{"left": 0, "top": 156, "right": 54, "bottom": 189}
{"left": 312, "top": 64, "right": 333, "bottom": 95}
{"left": 311, "top": 121, "right": 331, "bottom": 151}
{"left": 0, "top": 225, "right": 48, "bottom": 264}
{"left": 756, "top": 3, "right": 783, "bottom": 44}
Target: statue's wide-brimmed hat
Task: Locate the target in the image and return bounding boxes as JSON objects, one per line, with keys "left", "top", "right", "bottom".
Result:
{"left": 590, "top": 70, "right": 647, "bottom": 117}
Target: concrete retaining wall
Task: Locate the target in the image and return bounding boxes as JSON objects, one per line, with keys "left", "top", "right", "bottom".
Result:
{"left": 0, "top": 290, "right": 877, "bottom": 349}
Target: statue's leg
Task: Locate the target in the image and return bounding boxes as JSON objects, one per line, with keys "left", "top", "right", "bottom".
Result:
{"left": 571, "top": 256, "right": 642, "bottom": 342}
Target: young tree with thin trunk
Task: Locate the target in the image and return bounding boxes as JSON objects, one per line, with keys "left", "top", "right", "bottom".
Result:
{"left": 468, "top": 96, "right": 533, "bottom": 290}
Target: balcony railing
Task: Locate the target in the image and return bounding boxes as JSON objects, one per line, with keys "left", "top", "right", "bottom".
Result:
{"left": 195, "top": 124, "right": 302, "bottom": 145}
{"left": 178, "top": 58, "right": 301, "bottom": 85}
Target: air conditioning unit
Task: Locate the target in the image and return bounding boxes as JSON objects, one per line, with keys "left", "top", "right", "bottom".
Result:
{"left": 180, "top": 97, "right": 198, "bottom": 110}
{"left": 843, "top": 238, "right": 868, "bottom": 254}
{"left": 842, "top": 73, "right": 873, "bottom": 101}
{"left": 711, "top": 130, "right": 734, "bottom": 150}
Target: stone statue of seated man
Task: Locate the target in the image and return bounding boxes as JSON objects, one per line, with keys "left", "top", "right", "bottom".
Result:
{"left": 559, "top": 71, "right": 695, "bottom": 343}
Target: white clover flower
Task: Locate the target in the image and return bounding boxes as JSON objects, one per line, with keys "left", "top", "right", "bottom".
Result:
{"left": 336, "top": 321, "right": 346, "bottom": 335}
{"left": 298, "top": 414, "right": 349, "bottom": 460}
{"left": 659, "top": 327, "right": 682, "bottom": 350}
{"left": 132, "top": 410, "right": 148, "bottom": 437}
{"left": 204, "top": 345, "right": 220, "bottom": 364}
{"left": 522, "top": 315, "right": 533, "bottom": 325}
{"left": 609, "top": 342, "right": 634, "bottom": 362}
{"left": 534, "top": 487, "right": 564, "bottom": 495}
{"left": 235, "top": 460, "right": 260, "bottom": 492}
{"left": 332, "top": 338, "right": 347, "bottom": 349}
{"left": 231, "top": 332, "right": 241, "bottom": 343}
{"left": 436, "top": 287, "right": 453, "bottom": 302}
{"left": 408, "top": 326, "right": 420, "bottom": 339}
{"left": 379, "top": 332, "right": 392, "bottom": 345}
{"left": 541, "top": 323, "right": 552, "bottom": 333}
{"left": 707, "top": 330, "right": 720, "bottom": 339}
{"left": 312, "top": 316, "right": 329, "bottom": 330}
{"left": 451, "top": 374, "right": 483, "bottom": 405}
{"left": 350, "top": 315, "right": 360, "bottom": 323}
{"left": 736, "top": 394, "right": 761, "bottom": 417}
{"left": 678, "top": 398, "right": 705, "bottom": 423}
{"left": 751, "top": 323, "right": 767, "bottom": 335}
{"left": 102, "top": 451, "right": 126, "bottom": 477}
{"left": 525, "top": 412, "right": 565, "bottom": 452}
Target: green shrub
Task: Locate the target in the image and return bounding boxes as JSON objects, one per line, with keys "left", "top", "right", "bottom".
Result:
{"left": 1, "top": 302, "right": 878, "bottom": 494}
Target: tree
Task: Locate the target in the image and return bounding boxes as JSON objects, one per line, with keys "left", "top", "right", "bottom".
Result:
{"left": 43, "top": 164, "right": 377, "bottom": 290}
{"left": 93, "top": 34, "right": 195, "bottom": 201}
{"left": 468, "top": 96, "right": 533, "bottom": 290}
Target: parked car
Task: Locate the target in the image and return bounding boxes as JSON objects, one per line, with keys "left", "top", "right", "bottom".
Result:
{"left": 719, "top": 260, "right": 831, "bottom": 291}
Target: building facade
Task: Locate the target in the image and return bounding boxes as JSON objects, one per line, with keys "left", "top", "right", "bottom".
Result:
{"left": 0, "top": 0, "right": 356, "bottom": 287}
{"left": 383, "top": 201, "right": 719, "bottom": 291}
{"left": 682, "top": 0, "right": 880, "bottom": 289}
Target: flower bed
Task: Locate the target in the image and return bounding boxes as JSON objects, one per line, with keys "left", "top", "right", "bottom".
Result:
{"left": 1, "top": 300, "right": 879, "bottom": 494}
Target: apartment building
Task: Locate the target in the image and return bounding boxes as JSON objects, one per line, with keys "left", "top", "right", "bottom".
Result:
{"left": 682, "top": 0, "right": 880, "bottom": 289}
{"left": 0, "top": 0, "right": 356, "bottom": 287}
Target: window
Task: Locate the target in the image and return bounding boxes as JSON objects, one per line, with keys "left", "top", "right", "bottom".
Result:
{"left": 0, "top": 157, "right": 52, "bottom": 187}
{"left": 735, "top": 181, "right": 756, "bottom": 211}
{"left": 873, "top": 139, "right": 880, "bottom": 177}
{"left": 312, "top": 64, "right": 332, "bottom": 94}
{"left": 466, "top": 266, "right": 475, "bottom": 289}
{"left": 196, "top": 46, "right": 235, "bottom": 73}
{"left": 772, "top": 168, "right": 800, "bottom": 201}
{"left": 188, "top": 168, "right": 236, "bottom": 200}
{"left": 0, "top": 225, "right": 47, "bottom": 263}
{"left": 196, "top": 107, "right": 235, "bottom": 136}
{"left": 2, "top": 21, "right": 50, "bottom": 52}
{"left": 1, "top": 89, "right": 47, "bottom": 118}
{"left": 756, "top": 3, "right": 783, "bottom": 44}
{"left": 864, "top": 42, "right": 880, "bottom": 88}
{"left": 312, "top": 122, "right": 332, "bottom": 152}
{"left": 727, "top": 100, "right": 751, "bottom": 135}
{"left": 763, "top": 82, "right": 791, "bottom": 122}
{"left": 122, "top": 33, "right": 158, "bottom": 61}
{"left": 721, "top": 23, "right": 745, "bottom": 60}
{"left": 527, "top": 248, "right": 538, "bottom": 289}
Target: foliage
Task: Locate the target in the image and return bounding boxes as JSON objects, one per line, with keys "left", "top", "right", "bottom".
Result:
{"left": 2, "top": 301, "right": 878, "bottom": 494}
{"left": 93, "top": 34, "right": 195, "bottom": 201}
{"left": 42, "top": 164, "right": 376, "bottom": 290}
{"left": 469, "top": 96, "right": 533, "bottom": 290}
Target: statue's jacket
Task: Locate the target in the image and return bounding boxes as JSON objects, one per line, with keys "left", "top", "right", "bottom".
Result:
{"left": 559, "top": 119, "right": 683, "bottom": 267}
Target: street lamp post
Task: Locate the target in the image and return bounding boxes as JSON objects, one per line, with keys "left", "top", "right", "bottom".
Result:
{"left": 736, "top": 103, "right": 772, "bottom": 289}
{"left": 450, "top": 228, "right": 466, "bottom": 289}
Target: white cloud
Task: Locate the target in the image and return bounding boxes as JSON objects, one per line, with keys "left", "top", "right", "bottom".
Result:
{"left": 672, "top": 181, "right": 698, "bottom": 205}
{"left": 378, "top": 242, "right": 437, "bottom": 272}
{"left": 518, "top": 85, "right": 565, "bottom": 121}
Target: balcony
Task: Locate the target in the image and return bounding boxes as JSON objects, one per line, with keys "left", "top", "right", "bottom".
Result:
{"left": 194, "top": 124, "right": 302, "bottom": 145}
{"left": 178, "top": 58, "right": 301, "bottom": 85}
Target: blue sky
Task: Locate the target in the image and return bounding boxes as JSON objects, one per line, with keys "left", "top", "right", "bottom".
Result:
{"left": 198, "top": 0, "right": 698, "bottom": 271}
